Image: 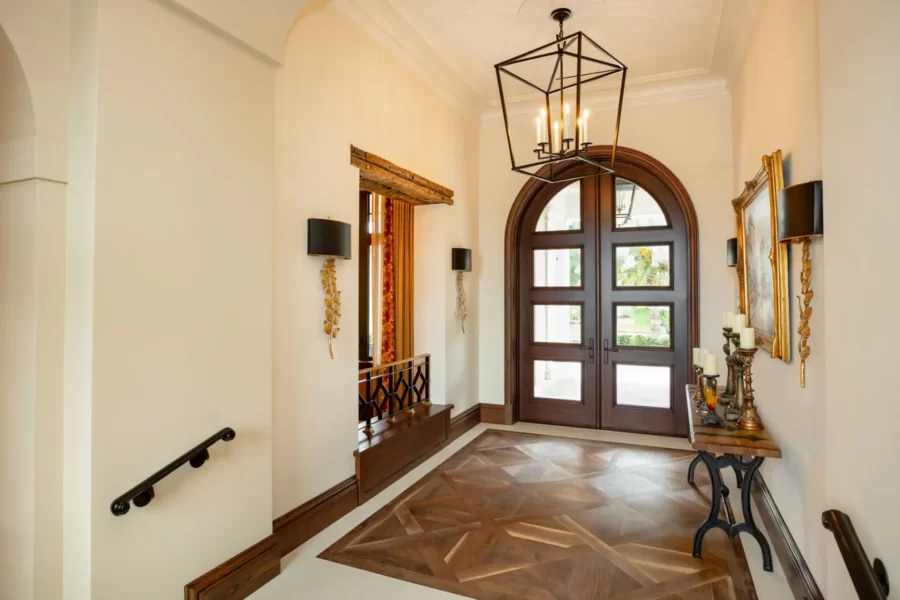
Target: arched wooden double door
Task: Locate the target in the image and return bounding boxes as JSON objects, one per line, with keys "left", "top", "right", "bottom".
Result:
{"left": 512, "top": 149, "right": 697, "bottom": 436}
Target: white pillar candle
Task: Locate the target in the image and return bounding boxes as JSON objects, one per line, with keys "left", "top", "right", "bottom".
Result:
{"left": 732, "top": 313, "right": 746, "bottom": 331}
{"left": 693, "top": 347, "right": 701, "bottom": 365}
{"left": 740, "top": 327, "right": 756, "bottom": 349}
{"left": 703, "top": 352, "right": 718, "bottom": 376}
{"left": 724, "top": 311, "right": 734, "bottom": 329}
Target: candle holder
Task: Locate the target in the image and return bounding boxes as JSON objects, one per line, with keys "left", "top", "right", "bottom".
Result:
{"left": 734, "top": 348, "right": 762, "bottom": 430}
{"left": 692, "top": 365, "right": 705, "bottom": 409}
{"left": 725, "top": 348, "right": 744, "bottom": 422}
{"left": 720, "top": 328, "right": 741, "bottom": 406}
{"left": 701, "top": 374, "right": 720, "bottom": 426}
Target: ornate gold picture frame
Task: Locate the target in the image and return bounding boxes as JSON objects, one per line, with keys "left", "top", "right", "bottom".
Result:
{"left": 732, "top": 150, "right": 791, "bottom": 362}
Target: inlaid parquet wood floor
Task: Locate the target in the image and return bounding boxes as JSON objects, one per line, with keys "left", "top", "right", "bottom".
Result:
{"left": 320, "top": 430, "right": 757, "bottom": 600}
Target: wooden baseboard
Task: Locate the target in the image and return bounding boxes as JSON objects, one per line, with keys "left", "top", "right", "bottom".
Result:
{"left": 449, "top": 403, "right": 481, "bottom": 442}
{"left": 753, "top": 475, "right": 823, "bottom": 600}
{"left": 273, "top": 476, "right": 359, "bottom": 558}
{"left": 185, "top": 535, "right": 280, "bottom": 600}
{"left": 480, "top": 403, "right": 514, "bottom": 425}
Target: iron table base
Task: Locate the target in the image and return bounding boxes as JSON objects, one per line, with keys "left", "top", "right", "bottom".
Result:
{"left": 688, "top": 451, "right": 773, "bottom": 572}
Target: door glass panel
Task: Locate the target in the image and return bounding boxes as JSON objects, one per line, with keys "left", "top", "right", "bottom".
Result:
{"left": 615, "top": 245, "right": 670, "bottom": 287}
{"left": 534, "top": 248, "right": 582, "bottom": 287}
{"left": 536, "top": 182, "right": 581, "bottom": 232}
{"left": 534, "top": 305, "right": 582, "bottom": 344}
{"left": 616, "top": 364, "right": 671, "bottom": 408}
{"left": 615, "top": 179, "right": 668, "bottom": 228}
{"left": 616, "top": 305, "right": 671, "bottom": 348}
{"left": 534, "top": 360, "right": 582, "bottom": 401}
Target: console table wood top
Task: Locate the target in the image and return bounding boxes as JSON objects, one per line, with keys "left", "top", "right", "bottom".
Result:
{"left": 685, "top": 385, "right": 782, "bottom": 459}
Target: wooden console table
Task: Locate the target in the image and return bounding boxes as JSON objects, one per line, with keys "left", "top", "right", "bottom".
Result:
{"left": 685, "top": 385, "right": 782, "bottom": 572}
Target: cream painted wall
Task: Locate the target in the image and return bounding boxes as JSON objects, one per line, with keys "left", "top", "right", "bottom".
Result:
{"left": 730, "top": 0, "right": 827, "bottom": 584}
{"left": 273, "top": 2, "right": 480, "bottom": 517}
{"left": 478, "top": 94, "right": 734, "bottom": 407}
{"left": 67, "top": 1, "right": 276, "bottom": 598}
{"left": 1, "top": 18, "right": 66, "bottom": 600}
{"left": 819, "top": 1, "right": 900, "bottom": 596}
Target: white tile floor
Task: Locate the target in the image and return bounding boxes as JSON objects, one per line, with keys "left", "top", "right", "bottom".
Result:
{"left": 250, "top": 423, "right": 793, "bottom": 599}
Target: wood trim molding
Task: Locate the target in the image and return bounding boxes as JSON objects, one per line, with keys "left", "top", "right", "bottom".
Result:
{"left": 449, "top": 403, "right": 482, "bottom": 442}
{"left": 480, "top": 403, "right": 514, "bottom": 425}
{"left": 273, "top": 476, "right": 359, "bottom": 558}
{"left": 503, "top": 146, "right": 700, "bottom": 420}
{"left": 351, "top": 146, "right": 454, "bottom": 206}
{"left": 185, "top": 536, "right": 280, "bottom": 600}
{"left": 753, "top": 475, "right": 824, "bottom": 600}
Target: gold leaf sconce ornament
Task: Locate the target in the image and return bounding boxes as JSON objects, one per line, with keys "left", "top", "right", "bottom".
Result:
{"left": 452, "top": 248, "right": 472, "bottom": 333}
{"left": 777, "top": 180, "right": 823, "bottom": 387}
{"left": 321, "top": 259, "right": 341, "bottom": 359}
{"left": 308, "top": 218, "right": 352, "bottom": 359}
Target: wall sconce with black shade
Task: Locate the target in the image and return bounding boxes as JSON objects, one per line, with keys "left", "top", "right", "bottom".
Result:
{"left": 308, "top": 218, "right": 351, "bottom": 359}
{"left": 452, "top": 248, "right": 472, "bottom": 333}
{"left": 778, "top": 180, "right": 823, "bottom": 388}
{"left": 726, "top": 237, "right": 738, "bottom": 267}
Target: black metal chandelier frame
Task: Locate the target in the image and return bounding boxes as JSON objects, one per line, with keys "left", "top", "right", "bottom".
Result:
{"left": 495, "top": 8, "right": 628, "bottom": 184}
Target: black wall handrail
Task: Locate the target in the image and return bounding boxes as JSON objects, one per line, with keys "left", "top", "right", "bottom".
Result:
{"left": 822, "top": 509, "right": 890, "bottom": 598}
{"left": 110, "top": 427, "right": 236, "bottom": 516}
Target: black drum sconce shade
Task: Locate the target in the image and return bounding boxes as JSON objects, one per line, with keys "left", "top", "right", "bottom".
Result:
{"left": 452, "top": 248, "right": 472, "bottom": 272}
{"left": 726, "top": 238, "right": 738, "bottom": 267}
{"left": 308, "top": 218, "right": 351, "bottom": 259}
{"left": 778, "top": 180, "right": 824, "bottom": 242}
{"left": 777, "top": 180, "right": 823, "bottom": 390}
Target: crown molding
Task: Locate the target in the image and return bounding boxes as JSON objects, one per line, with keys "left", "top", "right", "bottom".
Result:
{"left": 332, "top": 0, "right": 484, "bottom": 117}
{"left": 480, "top": 72, "right": 729, "bottom": 121}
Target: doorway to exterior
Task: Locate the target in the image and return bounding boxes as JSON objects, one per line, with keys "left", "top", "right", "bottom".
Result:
{"left": 507, "top": 147, "right": 698, "bottom": 437}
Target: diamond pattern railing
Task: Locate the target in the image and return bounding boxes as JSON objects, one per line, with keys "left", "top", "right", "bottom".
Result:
{"left": 359, "top": 354, "right": 431, "bottom": 436}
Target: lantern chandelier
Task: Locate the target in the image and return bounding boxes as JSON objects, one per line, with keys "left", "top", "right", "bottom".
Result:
{"left": 495, "top": 7, "right": 627, "bottom": 183}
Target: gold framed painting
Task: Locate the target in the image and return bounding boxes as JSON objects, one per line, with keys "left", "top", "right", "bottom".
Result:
{"left": 732, "top": 150, "right": 791, "bottom": 362}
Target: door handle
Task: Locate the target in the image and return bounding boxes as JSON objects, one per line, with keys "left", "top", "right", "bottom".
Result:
{"left": 602, "top": 339, "right": 618, "bottom": 364}
{"left": 588, "top": 338, "right": 595, "bottom": 364}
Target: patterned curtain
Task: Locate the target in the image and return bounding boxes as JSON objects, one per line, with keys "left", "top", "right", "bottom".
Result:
{"left": 393, "top": 200, "right": 415, "bottom": 360}
{"left": 380, "top": 199, "right": 396, "bottom": 364}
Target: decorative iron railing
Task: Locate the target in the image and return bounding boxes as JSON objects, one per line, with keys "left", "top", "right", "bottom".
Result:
{"left": 822, "top": 509, "right": 890, "bottom": 599}
{"left": 359, "top": 354, "right": 431, "bottom": 435}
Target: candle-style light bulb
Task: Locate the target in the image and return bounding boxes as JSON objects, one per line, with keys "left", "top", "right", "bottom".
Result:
{"left": 576, "top": 117, "right": 583, "bottom": 146}
{"left": 563, "top": 103, "right": 571, "bottom": 139}
{"left": 552, "top": 120, "right": 560, "bottom": 153}
{"left": 582, "top": 109, "right": 590, "bottom": 144}
{"left": 536, "top": 116, "right": 542, "bottom": 145}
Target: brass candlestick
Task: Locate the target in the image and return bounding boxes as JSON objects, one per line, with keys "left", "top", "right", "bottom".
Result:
{"left": 692, "top": 365, "right": 705, "bottom": 410}
{"left": 725, "top": 347, "right": 743, "bottom": 422}
{"left": 735, "top": 347, "right": 762, "bottom": 430}
{"left": 719, "top": 328, "right": 740, "bottom": 406}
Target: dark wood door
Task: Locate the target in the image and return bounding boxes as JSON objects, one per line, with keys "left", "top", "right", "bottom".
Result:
{"left": 598, "top": 169, "right": 690, "bottom": 436}
{"left": 518, "top": 178, "right": 600, "bottom": 428}
{"left": 518, "top": 165, "right": 690, "bottom": 436}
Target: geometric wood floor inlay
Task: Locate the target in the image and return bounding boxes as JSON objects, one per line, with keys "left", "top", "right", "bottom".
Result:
{"left": 320, "top": 430, "right": 758, "bottom": 599}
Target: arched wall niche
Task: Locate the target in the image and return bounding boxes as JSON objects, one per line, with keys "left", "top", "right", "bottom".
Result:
{"left": 0, "top": 21, "right": 37, "bottom": 183}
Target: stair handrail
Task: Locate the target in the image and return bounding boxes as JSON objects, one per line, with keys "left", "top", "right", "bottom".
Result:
{"left": 822, "top": 509, "right": 890, "bottom": 598}
{"left": 110, "top": 427, "right": 236, "bottom": 516}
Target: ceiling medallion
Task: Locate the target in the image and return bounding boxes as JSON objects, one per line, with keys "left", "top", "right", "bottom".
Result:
{"left": 494, "top": 7, "right": 627, "bottom": 183}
